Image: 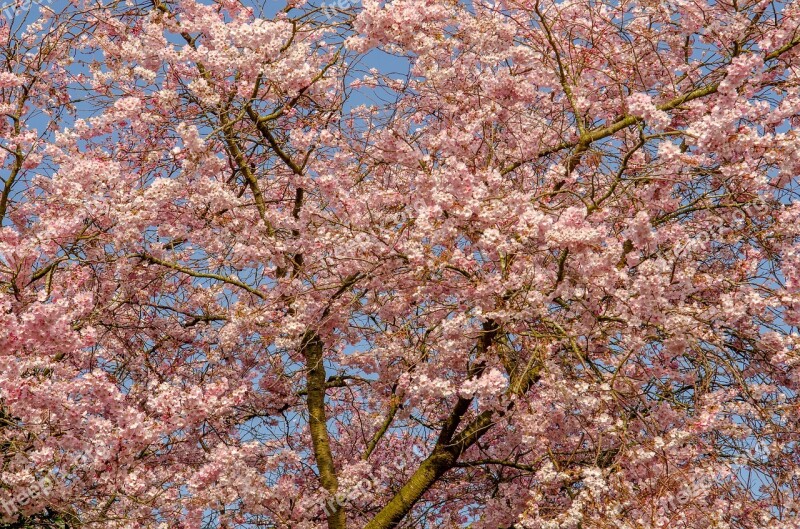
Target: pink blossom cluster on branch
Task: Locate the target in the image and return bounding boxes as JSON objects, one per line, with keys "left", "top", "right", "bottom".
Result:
{"left": 0, "top": 0, "right": 800, "bottom": 528}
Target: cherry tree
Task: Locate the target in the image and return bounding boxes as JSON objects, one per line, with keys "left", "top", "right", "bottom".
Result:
{"left": 1, "top": 0, "right": 800, "bottom": 527}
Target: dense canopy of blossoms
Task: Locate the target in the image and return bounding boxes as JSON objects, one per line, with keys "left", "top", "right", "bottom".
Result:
{"left": 1, "top": 0, "right": 800, "bottom": 528}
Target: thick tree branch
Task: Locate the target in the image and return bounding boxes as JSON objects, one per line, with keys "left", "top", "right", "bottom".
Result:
{"left": 363, "top": 320, "right": 542, "bottom": 529}
{"left": 302, "top": 331, "right": 347, "bottom": 529}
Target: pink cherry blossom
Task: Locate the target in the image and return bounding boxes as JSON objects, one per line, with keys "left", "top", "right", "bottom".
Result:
{"left": 0, "top": 0, "right": 800, "bottom": 528}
